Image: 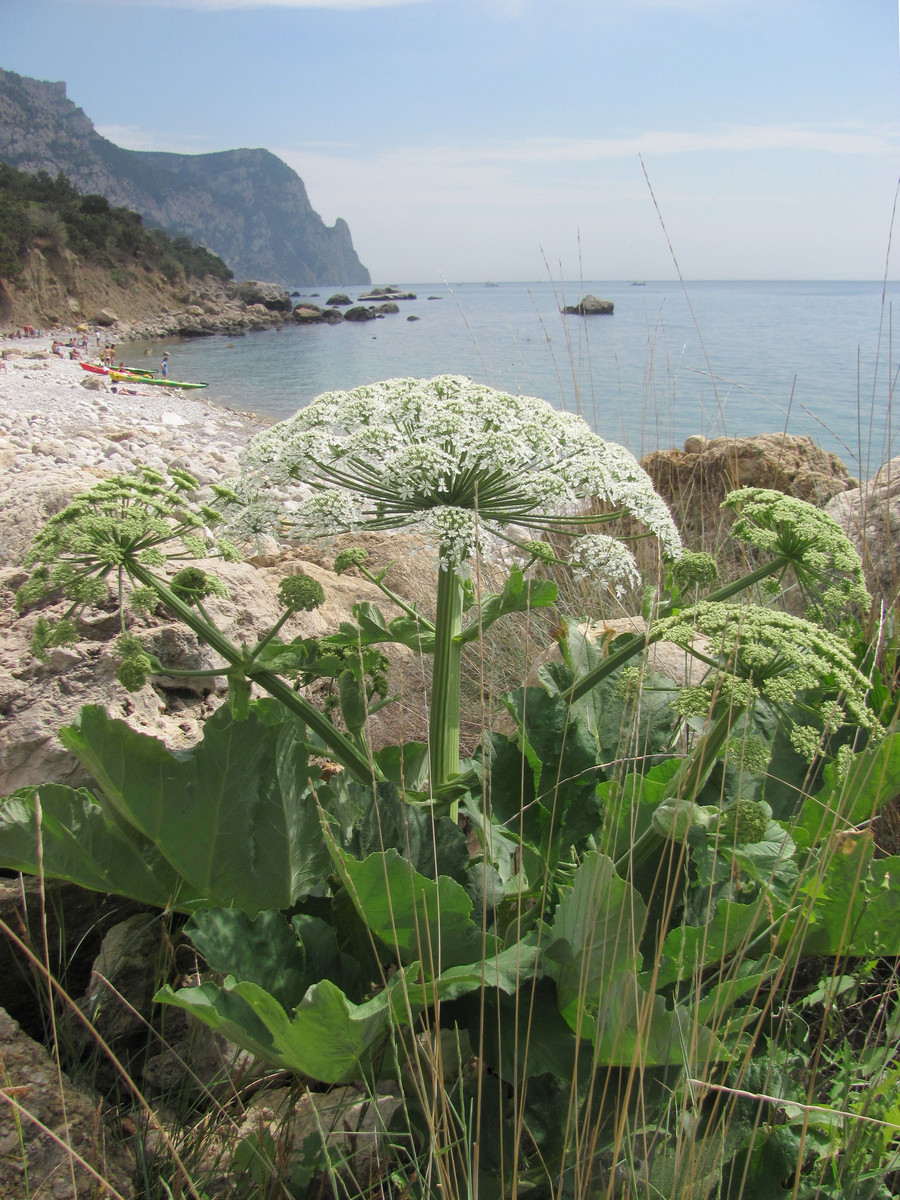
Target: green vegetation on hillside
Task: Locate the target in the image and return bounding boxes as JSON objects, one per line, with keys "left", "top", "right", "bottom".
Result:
{"left": 0, "top": 163, "right": 233, "bottom": 283}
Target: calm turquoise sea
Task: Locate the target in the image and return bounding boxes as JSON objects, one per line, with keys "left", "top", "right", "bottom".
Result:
{"left": 121, "top": 280, "right": 900, "bottom": 476}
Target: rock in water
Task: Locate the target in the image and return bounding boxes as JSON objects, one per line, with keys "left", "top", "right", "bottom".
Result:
{"left": 562, "top": 294, "right": 614, "bottom": 315}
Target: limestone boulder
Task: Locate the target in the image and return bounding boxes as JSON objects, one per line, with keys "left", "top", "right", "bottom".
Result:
{"left": 344, "top": 305, "right": 376, "bottom": 321}
{"left": 0, "top": 1007, "right": 135, "bottom": 1199}
{"left": 641, "top": 433, "right": 856, "bottom": 550}
{"left": 292, "top": 303, "right": 326, "bottom": 323}
{"left": 825, "top": 456, "right": 900, "bottom": 606}
{"left": 326, "top": 292, "right": 352, "bottom": 306}
{"left": 357, "top": 287, "right": 416, "bottom": 301}
{"left": 236, "top": 280, "right": 292, "bottom": 313}
{"left": 0, "top": 876, "right": 146, "bottom": 1034}
{"left": 0, "top": 523, "right": 437, "bottom": 794}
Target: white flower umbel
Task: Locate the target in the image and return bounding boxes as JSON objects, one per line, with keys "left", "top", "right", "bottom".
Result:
{"left": 236, "top": 376, "right": 682, "bottom": 793}
{"left": 568, "top": 535, "right": 641, "bottom": 599}
{"left": 237, "top": 375, "right": 682, "bottom": 568}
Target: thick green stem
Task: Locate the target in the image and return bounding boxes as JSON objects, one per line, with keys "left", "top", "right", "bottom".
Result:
{"left": 129, "top": 563, "right": 378, "bottom": 787}
{"left": 429, "top": 564, "right": 465, "bottom": 797}
{"left": 667, "top": 705, "right": 740, "bottom": 802}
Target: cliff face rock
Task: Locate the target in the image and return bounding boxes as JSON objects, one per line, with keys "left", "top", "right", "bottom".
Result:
{"left": 0, "top": 68, "right": 371, "bottom": 287}
{"left": 0, "top": 243, "right": 288, "bottom": 333}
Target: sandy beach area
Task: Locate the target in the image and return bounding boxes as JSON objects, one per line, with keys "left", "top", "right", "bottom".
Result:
{"left": 0, "top": 334, "right": 269, "bottom": 487}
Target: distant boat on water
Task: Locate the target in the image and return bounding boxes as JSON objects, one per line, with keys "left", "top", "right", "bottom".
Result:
{"left": 485, "top": 281, "right": 500, "bottom": 287}
{"left": 631, "top": 281, "right": 646, "bottom": 287}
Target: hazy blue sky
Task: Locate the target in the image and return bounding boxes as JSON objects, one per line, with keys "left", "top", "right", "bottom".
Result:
{"left": 4, "top": 0, "right": 899, "bottom": 281}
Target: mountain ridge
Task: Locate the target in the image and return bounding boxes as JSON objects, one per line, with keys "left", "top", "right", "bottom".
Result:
{"left": 0, "top": 67, "right": 371, "bottom": 287}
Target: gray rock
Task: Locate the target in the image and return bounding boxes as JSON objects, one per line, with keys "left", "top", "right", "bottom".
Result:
{"left": 562, "top": 294, "right": 614, "bottom": 315}
{"left": 326, "top": 293, "right": 352, "bottom": 306}
{"left": 826, "top": 455, "right": 900, "bottom": 606}
{"left": 357, "top": 287, "right": 416, "bottom": 300}
{"left": 292, "top": 303, "right": 325, "bottom": 324}
{"left": 344, "top": 305, "right": 376, "bottom": 321}
{"left": 84, "top": 912, "right": 165, "bottom": 1044}
{"left": 236, "top": 281, "right": 293, "bottom": 313}
{"left": 0, "top": 1006, "right": 135, "bottom": 1198}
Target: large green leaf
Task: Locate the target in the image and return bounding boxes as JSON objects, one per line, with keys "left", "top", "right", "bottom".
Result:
{"left": 651, "top": 897, "right": 775, "bottom": 989}
{"left": 596, "top": 758, "right": 681, "bottom": 862}
{"left": 457, "top": 567, "right": 557, "bottom": 644}
{"left": 184, "top": 908, "right": 362, "bottom": 1011}
{"left": 544, "top": 852, "right": 723, "bottom": 1064}
{"left": 156, "top": 972, "right": 413, "bottom": 1082}
{"left": 0, "top": 784, "right": 205, "bottom": 909}
{"left": 335, "top": 848, "right": 499, "bottom": 971}
{"left": 800, "top": 840, "right": 900, "bottom": 957}
{"left": 57, "top": 702, "right": 333, "bottom": 913}
{"left": 791, "top": 732, "right": 900, "bottom": 852}
{"left": 485, "top": 682, "right": 605, "bottom": 870}
{"left": 157, "top": 936, "right": 536, "bottom": 1084}
{"left": 335, "top": 778, "right": 471, "bottom": 884}
{"left": 545, "top": 852, "right": 643, "bottom": 1020}
{"left": 555, "top": 623, "right": 680, "bottom": 763}
{"left": 324, "top": 602, "right": 435, "bottom": 654}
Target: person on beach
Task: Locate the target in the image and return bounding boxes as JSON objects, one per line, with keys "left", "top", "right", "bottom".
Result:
{"left": 161, "top": 353, "right": 169, "bottom": 379}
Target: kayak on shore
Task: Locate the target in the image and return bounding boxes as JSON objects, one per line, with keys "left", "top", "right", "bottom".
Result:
{"left": 80, "top": 362, "right": 157, "bottom": 379}
{"left": 109, "top": 370, "right": 208, "bottom": 390}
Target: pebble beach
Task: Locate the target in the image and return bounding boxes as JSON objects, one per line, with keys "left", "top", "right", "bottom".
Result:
{"left": 0, "top": 335, "right": 269, "bottom": 485}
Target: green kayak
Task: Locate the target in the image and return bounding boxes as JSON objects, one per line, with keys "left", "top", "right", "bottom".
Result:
{"left": 109, "top": 370, "right": 208, "bottom": 390}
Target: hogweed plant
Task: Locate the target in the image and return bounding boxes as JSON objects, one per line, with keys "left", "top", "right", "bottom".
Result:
{"left": 7, "top": 376, "right": 900, "bottom": 1199}
{"left": 230, "top": 374, "right": 682, "bottom": 794}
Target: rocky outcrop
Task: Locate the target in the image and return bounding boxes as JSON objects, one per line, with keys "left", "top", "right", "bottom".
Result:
{"left": 0, "top": 547, "right": 434, "bottom": 796}
{"left": 0, "top": 68, "right": 370, "bottom": 287}
{"left": 826, "top": 456, "right": 900, "bottom": 606}
{"left": 0, "top": 242, "right": 281, "bottom": 334}
{"left": 235, "top": 280, "right": 292, "bottom": 312}
{"left": 563, "top": 295, "right": 614, "bottom": 315}
{"left": 642, "top": 433, "right": 856, "bottom": 546}
{"left": 358, "top": 287, "right": 416, "bottom": 301}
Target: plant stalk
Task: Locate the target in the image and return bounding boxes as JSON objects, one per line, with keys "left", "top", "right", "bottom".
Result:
{"left": 429, "top": 563, "right": 465, "bottom": 803}
{"left": 569, "top": 553, "right": 792, "bottom": 703}
{"left": 129, "top": 563, "right": 378, "bottom": 787}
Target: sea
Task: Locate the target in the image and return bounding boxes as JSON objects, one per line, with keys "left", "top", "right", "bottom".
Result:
{"left": 119, "top": 280, "right": 900, "bottom": 478}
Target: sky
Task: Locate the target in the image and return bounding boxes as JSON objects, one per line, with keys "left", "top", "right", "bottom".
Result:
{"left": 3, "top": 0, "right": 900, "bottom": 282}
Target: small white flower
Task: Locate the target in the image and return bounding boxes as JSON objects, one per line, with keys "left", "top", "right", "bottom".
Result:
{"left": 568, "top": 535, "right": 641, "bottom": 598}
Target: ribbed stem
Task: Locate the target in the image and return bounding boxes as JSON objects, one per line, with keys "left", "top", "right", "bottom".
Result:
{"left": 129, "top": 563, "right": 378, "bottom": 787}
{"left": 666, "top": 706, "right": 739, "bottom": 802}
{"left": 429, "top": 563, "right": 465, "bottom": 797}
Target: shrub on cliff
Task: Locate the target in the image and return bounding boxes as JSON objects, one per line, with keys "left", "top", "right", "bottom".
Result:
{"left": 0, "top": 163, "right": 232, "bottom": 282}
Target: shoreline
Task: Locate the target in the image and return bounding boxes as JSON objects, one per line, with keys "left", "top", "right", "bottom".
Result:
{"left": 0, "top": 332, "right": 270, "bottom": 489}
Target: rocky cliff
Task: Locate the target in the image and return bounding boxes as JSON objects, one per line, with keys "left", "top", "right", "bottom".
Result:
{"left": 0, "top": 68, "right": 371, "bottom": 287}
